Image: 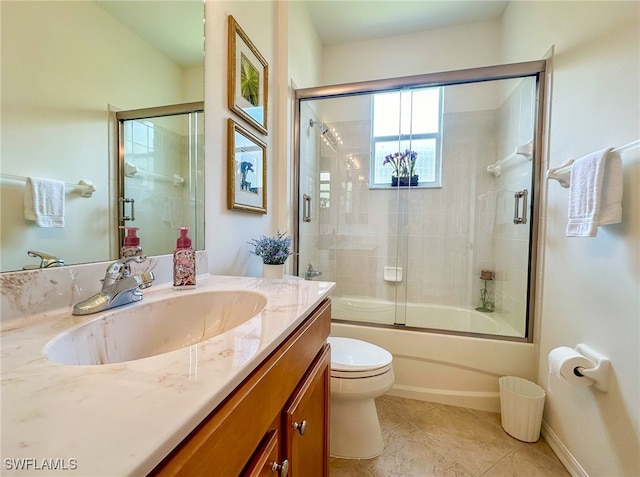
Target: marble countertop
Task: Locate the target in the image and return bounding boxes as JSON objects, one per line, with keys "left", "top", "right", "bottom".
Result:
{"left": 0, "top": 274, "right": 334, "bottom": 476}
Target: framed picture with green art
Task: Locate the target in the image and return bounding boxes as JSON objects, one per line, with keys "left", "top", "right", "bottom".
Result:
{"left": 228, "top": 15, "right": 269, "bottom": 135}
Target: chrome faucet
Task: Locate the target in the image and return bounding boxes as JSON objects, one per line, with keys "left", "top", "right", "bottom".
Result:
{"left": 305, "top": 263, "right": 322, "bottom": 280}
{"left": 23, "top": 250, "right": 65, "bottom": 269}
{"left": 72, "top": 256, "right": 154, "bottom": 316}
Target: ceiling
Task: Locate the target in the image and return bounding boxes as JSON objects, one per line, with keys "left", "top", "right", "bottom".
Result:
{"left": 94, "top": 1, "right": 204, "bottom": 67}
{"left": 303, "top": 1, "right": 509, "bottom": 46}
{"left": 94, "top": 1, "right": 508, "bottom": 66}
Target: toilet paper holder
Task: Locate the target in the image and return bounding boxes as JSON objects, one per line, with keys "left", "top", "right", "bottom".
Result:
{"left": 573, "top": 344, "right": 610, "bottom": 392}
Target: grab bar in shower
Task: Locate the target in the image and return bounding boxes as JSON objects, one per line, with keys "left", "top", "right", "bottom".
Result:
{"left": 124, "top": 162, "right": 184, "bottom": 187}
{"left": 487, "top": 140, "right": 533, "bottom": 177}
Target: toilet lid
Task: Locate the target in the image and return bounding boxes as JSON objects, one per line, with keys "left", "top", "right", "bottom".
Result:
{"left": 327, "top": 337, "right": 393, "bottom": 372}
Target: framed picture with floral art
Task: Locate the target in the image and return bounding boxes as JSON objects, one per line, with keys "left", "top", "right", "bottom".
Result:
{"left": 228, "top": 15, "right": 268, "bottom": 135}
{"left": 228, "top": 119, "right": 267, "bottom": 214}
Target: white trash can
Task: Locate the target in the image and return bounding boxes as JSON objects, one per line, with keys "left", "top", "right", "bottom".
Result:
{"left": 499, "top": 376, "right": 546, "bottom": 442}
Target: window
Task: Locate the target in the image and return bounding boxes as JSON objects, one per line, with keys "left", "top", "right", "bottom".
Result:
{"left": 370, "top": 87, "right": 442, "bottom": 188}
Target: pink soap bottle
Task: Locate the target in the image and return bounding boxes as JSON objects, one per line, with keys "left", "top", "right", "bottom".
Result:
{"left": 173, "top": 227, "right": 196, "bottom": 290}
{"left": 119, "top": 226, "right": 142, "bottom": 258}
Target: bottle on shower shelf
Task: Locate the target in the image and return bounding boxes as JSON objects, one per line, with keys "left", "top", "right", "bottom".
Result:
{"left": 475, "top": 269, "right": 494, "bottom": 313}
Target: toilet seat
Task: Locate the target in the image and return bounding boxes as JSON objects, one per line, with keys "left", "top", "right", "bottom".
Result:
{"left": 328, "top": 337, "right": 393, "bottom": 378}
{"left": 331, "top": 363, "right": 393, "bottom": 379}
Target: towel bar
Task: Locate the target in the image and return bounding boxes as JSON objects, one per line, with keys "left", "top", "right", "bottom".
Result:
{"left": 547, "top": 139, "right": 640, "bottom": 188}
{"left": 0, "top": 173, "right": 96, "bottom": 197}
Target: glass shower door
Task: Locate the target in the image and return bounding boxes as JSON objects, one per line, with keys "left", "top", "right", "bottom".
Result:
{"left": 296, "top": 68, "right": 541, "bottom": 339}
{"left": 117, "top": 104, "right": 204, "bottom": 256}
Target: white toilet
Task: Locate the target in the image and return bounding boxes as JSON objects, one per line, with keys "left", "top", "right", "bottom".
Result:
{"left": 327, "top": 336, "right": 394, "bottom": 459}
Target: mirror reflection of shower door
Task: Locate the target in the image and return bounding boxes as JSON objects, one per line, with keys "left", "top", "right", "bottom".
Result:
{"left": 117, "top": 103, "right": 204, "bottom": 256}
{"left": 296, "top": 66, "right": 541, "bottom": 339}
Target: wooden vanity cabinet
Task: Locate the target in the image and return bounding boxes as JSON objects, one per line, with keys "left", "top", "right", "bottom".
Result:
{"left": 150, "top": 299, "right": 331, "bottom": 477}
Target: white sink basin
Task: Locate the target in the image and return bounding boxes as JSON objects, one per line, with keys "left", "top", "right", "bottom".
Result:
{"left": 45, "top": 290, "right": 267, "bottom": 366}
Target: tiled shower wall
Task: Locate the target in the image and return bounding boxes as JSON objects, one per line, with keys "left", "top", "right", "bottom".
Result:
{"left": 316, "top": 110, "right": 496, "bottom": 308}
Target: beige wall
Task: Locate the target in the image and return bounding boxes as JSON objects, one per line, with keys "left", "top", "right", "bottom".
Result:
{"left": 203, "top": 2, "right": 322, "bottom": 277}
{"left": 501, "top": 2, "right": 639, "bottom": 476}
{"left": 203, "top": 1, "right": 276, "bottom": 277}
{"left": 322, "top": 19, "right": 501, "bottom": 85}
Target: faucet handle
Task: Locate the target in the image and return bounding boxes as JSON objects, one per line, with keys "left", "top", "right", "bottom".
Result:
{"left": 136, "top": 271, "right": 155, "bottom": 289}
{"left": 104, "top": 255, "right": 147, "bottom": 283}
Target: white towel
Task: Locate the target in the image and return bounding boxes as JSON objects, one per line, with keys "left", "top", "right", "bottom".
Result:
{"left": 566, "top": 148, "right": 623, "bottom": 237}
{"left": 24, "top": 177, "right": 65, "bottom": 227}
{"left": 161, "top": 196, "right": 183, "bottom": 229}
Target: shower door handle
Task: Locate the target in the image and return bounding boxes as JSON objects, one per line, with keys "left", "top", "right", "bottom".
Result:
{"left": 303, "top": 194, "right": 311, "bottom": 222}
{"left": 120, "top": 197, "right": 135, "bottom": 222}
{"left": 513, "top": 189, "right": 528, "bottom": 224}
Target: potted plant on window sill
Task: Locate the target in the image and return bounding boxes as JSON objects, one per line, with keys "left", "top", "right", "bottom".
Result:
{"left": 248, "top": 231, "right": 293, "bottom": 279}
{"left": 383, "top": 149, "right": 419, "bottom": 187}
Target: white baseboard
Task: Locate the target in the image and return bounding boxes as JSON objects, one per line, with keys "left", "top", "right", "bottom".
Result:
{"left": 541, "top": 420, "right": 589, "bottom": 477}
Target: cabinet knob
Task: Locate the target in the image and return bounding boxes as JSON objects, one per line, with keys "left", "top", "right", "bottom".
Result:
{"left": 271, "top": 459, "right": 289, "bottom": 477}
{"left": 293, "top": 420, "right": 307, "bottom": 436}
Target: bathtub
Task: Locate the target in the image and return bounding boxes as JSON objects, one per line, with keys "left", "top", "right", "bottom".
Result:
{"left": 330, "top": 297, "right": 535, "bottom": 412}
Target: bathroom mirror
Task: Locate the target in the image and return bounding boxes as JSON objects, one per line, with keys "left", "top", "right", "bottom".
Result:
{"left": 0, "top": 0, "right": 205, "bottom": 272}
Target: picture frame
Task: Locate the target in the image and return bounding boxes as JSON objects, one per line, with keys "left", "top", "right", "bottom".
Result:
{"left": 228, "top": 15, "right": 269, "bottom": 135}
{"left": 227, "top": 119, "right": 267, "bottom": 214}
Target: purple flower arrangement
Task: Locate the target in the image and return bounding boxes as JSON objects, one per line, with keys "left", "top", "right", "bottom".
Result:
{"left": 249, "top": 231, "right": 293, "bottom": 265}
{"left": 382, "top": 149, "right": 418, "bottom": 178}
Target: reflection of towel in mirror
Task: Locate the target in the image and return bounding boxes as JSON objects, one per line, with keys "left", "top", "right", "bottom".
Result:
{"left": 566, "top": 148, "right": 623, "bottom": 237}
{"left": 477, "top": 191, "right": 496, "bottom": 234}
{"left": 162, "top": 196, "right": 183, "bottom": 228}
{"left": 494, "top": 189, "right": 511, "bottom": 227}
{"left": 24, "top": 177, "right": 65, "bottom": 227}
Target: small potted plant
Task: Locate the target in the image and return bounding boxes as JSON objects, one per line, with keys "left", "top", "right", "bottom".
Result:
{"left": 383, "top": 149, "right": 419, "bottom": 186}
{"left": 248, "top": 230, "right": 293, "bottom": 278}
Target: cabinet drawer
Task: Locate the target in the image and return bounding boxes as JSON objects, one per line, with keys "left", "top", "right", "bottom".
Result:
{"left": 243, "top": 429, "right": 281, "bottom": 477}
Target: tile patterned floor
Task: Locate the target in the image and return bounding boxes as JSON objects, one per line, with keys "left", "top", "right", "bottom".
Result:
{"left": 330, "top": 395, "right": 570, "bottom": 477}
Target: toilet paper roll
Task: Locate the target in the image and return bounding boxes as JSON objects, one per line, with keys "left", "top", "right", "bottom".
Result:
{"left": 548, "top": 346, "right": 594, "bottom": 387}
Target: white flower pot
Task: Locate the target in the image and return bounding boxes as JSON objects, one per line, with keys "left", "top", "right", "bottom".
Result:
{"left": 263, "top": 263, "right": 284, "bottom": 279}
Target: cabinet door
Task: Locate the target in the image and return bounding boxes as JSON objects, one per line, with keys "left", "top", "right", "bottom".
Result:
{"left": 243, "top": 429, "right": 289, "bottom": 477}
{"left": 283, "top": 344, "right": 330, "bottom": 477}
